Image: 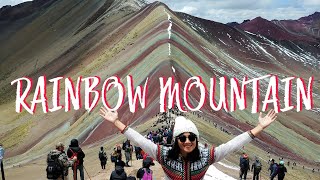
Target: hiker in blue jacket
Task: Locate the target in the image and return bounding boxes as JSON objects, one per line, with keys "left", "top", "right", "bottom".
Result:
{"left": 269, "top": 159, "right": 278, "bottom": 180}
{"left": 239, "top": 153, "right": 250, "bottom": 180}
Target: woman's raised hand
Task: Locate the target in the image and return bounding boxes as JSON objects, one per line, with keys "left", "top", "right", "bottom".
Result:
{"left": 258, "top": 109, "right": 277, "bottom": 129}
{"left": 99, "top": 107, "right": 118, "bottom": 123}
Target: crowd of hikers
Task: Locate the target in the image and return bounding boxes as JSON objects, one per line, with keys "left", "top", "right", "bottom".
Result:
{"left": 239, "top": 152, "right": 289, "bottom": 180}
{"left": 42, "top": 133, "right": 314, "bottom": 180}
{"left": 41, "top": 108, "right": 318, "bottom": 180}
{"left": 1, "top": 107, "right": 319, "bottom": 180}
{"left": 99, "top": 106, "right": 279, "bottom": 180}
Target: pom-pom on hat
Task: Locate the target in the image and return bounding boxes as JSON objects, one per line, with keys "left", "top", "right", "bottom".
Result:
{"left": 173, "top": 116, "right": 199, "bottom": 139}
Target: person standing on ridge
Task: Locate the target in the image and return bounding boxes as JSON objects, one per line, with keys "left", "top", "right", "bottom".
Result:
{"left": 277, "top": 160, "right": 287, "bottom": 180}
{"left": 100, "top": 107, "right": 277, "bottom": 180}
{"left": 99, "top": 147, "right": 107, "bottom": 169}
{"left": 67, "top": 139, "right": 85, "bottom": 180}
{"left": 110, "top": 160, "right": 127, "bottom": 180}
{"left": 124, "top": 140, "right": 133, "bottom": 167}
{"left": 251, "top": 156, "right": 262, "bottom": 180}
{"left": 239, "top": 153, "right": 250, "bottom": 180}
{"left": 137, "top": 157, "right": 155, "bottom": 180}
{"left": 269, "top": 159, "right": 278, "bottom": 180}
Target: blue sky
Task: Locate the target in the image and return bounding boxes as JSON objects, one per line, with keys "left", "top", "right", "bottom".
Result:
{"left": 1, "top": 0, "right": 319, "bottom": 23}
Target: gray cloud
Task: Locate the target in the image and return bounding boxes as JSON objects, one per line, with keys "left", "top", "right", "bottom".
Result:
{"left": 148, "top": 0, "right": 320, "bottom": 23}
{"left": 1, "top": 0, "right": 319, "bottom": 24}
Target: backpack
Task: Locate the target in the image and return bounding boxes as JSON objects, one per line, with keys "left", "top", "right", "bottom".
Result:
{"left": 277, "top": 165, "right": 287, "bottom": 175}
{"left": 99, "top": 151, "right": 105, "bottom": 161}
{"left": 240, "top": 158, "right": 249, "bottom": 169}
{"left": 69, "top": 149, "right": 79, "bottom": 166}
{"left": 46, "top": 153, "right": 63, "bottom": 179}
{"left": 142, "top": 168, "right": 152, "bottom": 180}
{"left": 125, "top": 146, "right": 131, "bottom": 153}
{"left": 254, "top": 161, "right": 262, "bottom": 172}
{"left": 111, "top": 154, "right": 117, "bottom": 162}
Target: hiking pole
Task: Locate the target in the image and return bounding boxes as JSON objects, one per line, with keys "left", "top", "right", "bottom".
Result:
{"left": 83, "top": 165, "right": 92, "bottom": 180}
{"left": 0, "top": 160, "right": 5, "bottom": 180}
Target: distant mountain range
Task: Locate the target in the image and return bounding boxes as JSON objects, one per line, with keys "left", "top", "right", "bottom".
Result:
{"left": 233, "top": 12, "right": 320, "bottom": 43}
{"left": 0, "top": 0, "right": 319, "bottom": 168}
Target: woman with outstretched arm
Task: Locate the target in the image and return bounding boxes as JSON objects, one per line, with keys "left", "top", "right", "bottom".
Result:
{"left": 100, "top": 107, "right": 277, "bottom": 180}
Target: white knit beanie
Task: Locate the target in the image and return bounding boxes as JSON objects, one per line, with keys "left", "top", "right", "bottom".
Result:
{"left": 173, "top": 116, "right": 199, "bottom": 139}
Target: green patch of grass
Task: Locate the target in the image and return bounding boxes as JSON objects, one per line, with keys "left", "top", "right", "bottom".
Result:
{"left": 1, "top": 120, "right": 31, "bottom": 149}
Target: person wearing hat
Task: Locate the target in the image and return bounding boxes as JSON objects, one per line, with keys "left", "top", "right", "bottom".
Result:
{"left": 251, "top": 156, "right": 262, "bottom": 180}
{"left": 67, "top": 139, "right": 85, "bottom": 180}
{"left": 47, "top": 142, "right": 77, "bottom": 180}
{"left": 110, "top": 160, "right": 127, "bottom": 180}
{"left": 100, "top": 107, "right": 277, "bottom": 179}
{"left": 98, "top": 146, "right": 107, "bottom": 169}
{"left": 137, "top": 157, "right": 154, "bottom": 179}
{"left": 277, "top": 160, "right": 287, "bottom": 180}
{"left": 269, "top": 159, "right": 278, "bottom": 180}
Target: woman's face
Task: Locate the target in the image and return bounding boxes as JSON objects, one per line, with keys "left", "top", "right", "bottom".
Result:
{"left": 177, "top": 132, "right": 197, "bottom": 157}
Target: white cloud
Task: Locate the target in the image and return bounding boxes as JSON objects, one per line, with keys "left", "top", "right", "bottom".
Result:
{"left": 148, "top": 0, "right": 319, "bottom": 23}
{"left": 2, "top": 0, "right": 319, "bottom": 24}
{"left": 178, "top": 6, "right": 198, "bottom": 14}
{"left": 303, "top": 0, "right": 320, "bottom": 6}
{"left": 205, "top": 7, "right": 315, "bottom": 23}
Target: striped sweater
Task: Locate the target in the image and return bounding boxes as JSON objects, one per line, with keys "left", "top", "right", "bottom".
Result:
{"left": 124, "top": 128, "right": 253, "bottom": 180}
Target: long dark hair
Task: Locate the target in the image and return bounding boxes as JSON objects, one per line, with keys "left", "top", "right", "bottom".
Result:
{"left": 167, "top": 137, "right": 200, "bottom": 162}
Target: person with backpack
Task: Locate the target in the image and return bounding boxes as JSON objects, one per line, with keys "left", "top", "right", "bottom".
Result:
{"left": 67, "top": 139, "right": 85, "bottom": 180}
{"left": 269, "top": 159, "right": 278, "bottom": 180}
{"left": 251, "top": 157, "right": 262, "bottom": 180}
{"left": 116, "top": 144, "right": 123, "bottom": 161}
{"left": 134, "top": 146, "right": 142, "bottom": 160}
{"left": 111, "top": 148, "right": 119, "bottom": 165}
{"left": 100, "top": 108, "right": 277, "bottom": 179}
{"left": 239, "top": 153, "right": 250, "bottom": 180}
{"left": 99, "top": 147, "right": 107, "bottom": 169}
{"left": 47, "top": 142, "right": 77, "bottom": 180}
{"left": 277, "top": 160, "right": 287, "bottom": 180}
{"left": 110, "top": 160, "right": 127, "bottom": 180}
{"left": 137, "top": 157, "right": 154, "bottom": 180}
{"left": 124, "top": 140, "right": 133, "bottom": 167}
{"left": 0, "top": 143, "right": 5, "bottom": 180}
